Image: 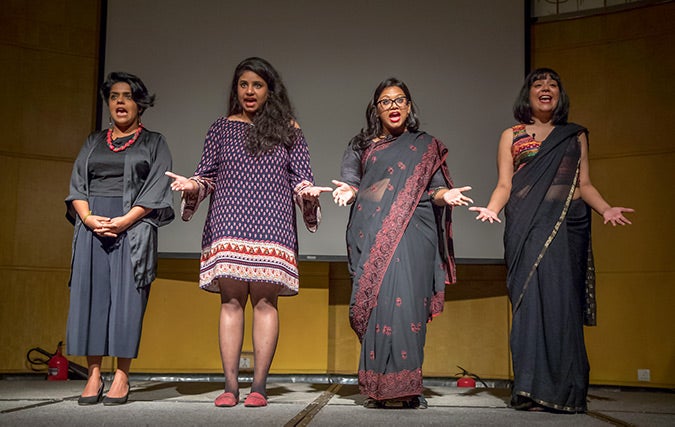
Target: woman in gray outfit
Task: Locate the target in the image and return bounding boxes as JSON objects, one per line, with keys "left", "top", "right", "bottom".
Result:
{"left": 65, "top": 71, "right": 174, "bottom": 405}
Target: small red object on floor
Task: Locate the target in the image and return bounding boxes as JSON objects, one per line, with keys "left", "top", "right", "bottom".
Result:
{"left": 47, "top": 342, "right": 68, "bottom": 381}
{"left": 457, "top": 375, "right": 476, "bottom": 387}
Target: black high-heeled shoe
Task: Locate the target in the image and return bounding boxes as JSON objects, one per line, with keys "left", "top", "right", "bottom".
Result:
{"left": 77, "top": 377, "right": 104, "bottom": 405}
{"left": 102, "top": 382, "right": 130, "bottom": 406}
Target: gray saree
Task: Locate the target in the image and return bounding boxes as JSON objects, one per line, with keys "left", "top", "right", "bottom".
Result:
{"left": 341, "top": 131, "right": 456, "bottom": 400}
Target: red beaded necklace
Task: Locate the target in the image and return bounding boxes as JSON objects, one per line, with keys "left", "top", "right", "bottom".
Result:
{"left": 106, "top": 124, "right": 143, "bottom": 152}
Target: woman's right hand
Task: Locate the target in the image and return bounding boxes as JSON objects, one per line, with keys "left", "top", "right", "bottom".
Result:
{"left": 84, "top": 215, "right": 117, "bottom": 237}
{"left": 165, "top": 171, "right": 198, "bottom": 193}
{"left": 331, "top": 180, "right": 356, "bottom": 207}
{"left": 468, "top": 206, "right": 501, "bottom": 223}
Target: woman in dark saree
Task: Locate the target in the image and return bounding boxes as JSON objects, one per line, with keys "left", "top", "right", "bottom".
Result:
{"left": 471, "top": 68, "right": 633, "bottom": 412}
{"left": 332, "top": 78, "right": 473, "bottom": 408}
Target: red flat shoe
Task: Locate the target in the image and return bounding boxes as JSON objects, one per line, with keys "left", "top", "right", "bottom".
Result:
{"left": 244, "top": 392, "right": 267, "bottom": 407}
{"left": 214, "top": 391, "right": 239, "bottom": 407}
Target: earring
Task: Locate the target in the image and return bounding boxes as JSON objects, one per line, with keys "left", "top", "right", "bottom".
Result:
{"left": 108, "top": 116, "right": 113, "bottom": 127}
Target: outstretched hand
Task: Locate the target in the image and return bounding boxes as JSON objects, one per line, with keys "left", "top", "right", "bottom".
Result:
{"left": 165, "top": 171, "right": 197, "bottom": 193}
{"left": 603, "top": 206, "right": 634, "bottom": 226}
{"left": 468, "top": 206, "right": 501, "bottom": 223}
{"left": 331, "top": 180, "right": 356, "bottom": 207}
{"left": 298, "top": 185, "right": 333, "bottom": 200}
{"left": 441, "top": 186, "right": 474, "bottom": 207}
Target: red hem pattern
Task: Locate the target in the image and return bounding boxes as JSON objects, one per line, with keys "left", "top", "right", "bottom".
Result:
{"left": 199, "top": 237, "right": 298, "bottom": 295}
{"left": 359, "top": 368, "right": 424, "bottom": 400}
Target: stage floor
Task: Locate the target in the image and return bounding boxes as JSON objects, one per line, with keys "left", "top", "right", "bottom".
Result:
{"left": 1, "top": 377, "right": 673, "bottom": 426}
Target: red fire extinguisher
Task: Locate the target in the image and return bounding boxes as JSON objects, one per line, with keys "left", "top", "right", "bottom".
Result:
{"left": 47, "top": 341, "right": 69, "bottom": 381}
{"left": 457, "top": 375, "right": 476, "bottom": 387}
{"left": 456, "top": 365, "right": 488, "bottom": 388}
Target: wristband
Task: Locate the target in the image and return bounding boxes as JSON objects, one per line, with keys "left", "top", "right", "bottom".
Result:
{"left": 430, "top": 187, "right": 446, "bottom": 201}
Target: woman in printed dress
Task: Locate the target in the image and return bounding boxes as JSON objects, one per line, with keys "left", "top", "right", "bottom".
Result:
{"left": 332, "top": 78, "right": 473, "bottom": 408}
{"left": 166, "top": 57, "right": 331, "bottom": 408}
{"left": 470, "top": 68, "right": 634, "bottom": 412}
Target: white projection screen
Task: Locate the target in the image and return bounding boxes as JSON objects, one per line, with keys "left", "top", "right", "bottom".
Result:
{"left": 104, "top": 0, "right": 525, "bottom": 261}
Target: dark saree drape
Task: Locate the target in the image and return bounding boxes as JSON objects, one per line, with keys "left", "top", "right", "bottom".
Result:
{"left": 343, "top": 131, "right": 456, "bottom": 400}
{"left": 504, "top": 123, "right": 596, "bottom": 413}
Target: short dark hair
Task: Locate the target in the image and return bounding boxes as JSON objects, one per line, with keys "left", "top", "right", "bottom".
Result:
{"left": 100, "top": 71, "right": 155, "bottom": 115}
{"left": 513, "top": 68, "right": 569, "bottom": 125}
{"left": 350, "top": 77, "right": 421, "bottom": 150}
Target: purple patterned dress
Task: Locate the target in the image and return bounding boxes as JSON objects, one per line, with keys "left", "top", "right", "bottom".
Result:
{"left": 181, "top": 118, "right": 318, "bottom": 295}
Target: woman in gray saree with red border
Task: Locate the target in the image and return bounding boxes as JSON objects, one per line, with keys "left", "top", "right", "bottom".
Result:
{"left": 333, "top": 78, "right": 473, "bottom": 408}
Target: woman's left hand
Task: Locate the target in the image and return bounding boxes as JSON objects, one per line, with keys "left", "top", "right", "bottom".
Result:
{"left": 603, "top": 206, "right": 634, "bottom": 226}
{"left": 93, "top": 216, "right": 132, "bottom": 238}
{"left": 331, "top": 180, "right": 355, "bottom": 206}
{"left": 441, "top": 186, "right": 474, "bottom": 207}
{"left": 299, "top": 185, "right": 333, "bottom": 200}
{"left": 165, "top": 171, "right": 198, "bottom": 193}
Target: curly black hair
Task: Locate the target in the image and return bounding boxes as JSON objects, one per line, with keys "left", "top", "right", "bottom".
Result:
{"left": 227, "top": 57, "right": 296, "bottom": 156}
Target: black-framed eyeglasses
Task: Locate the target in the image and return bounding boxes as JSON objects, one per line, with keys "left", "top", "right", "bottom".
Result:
{"left": 376, "top": 96, "right": 408, "bottom": 109}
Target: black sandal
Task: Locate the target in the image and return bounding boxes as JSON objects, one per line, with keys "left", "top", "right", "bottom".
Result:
{"left": 363, "top": 397, "right": 383, "bottom": 408}
{"left": 400, "top": 395, "right": 427, "bottom": 409}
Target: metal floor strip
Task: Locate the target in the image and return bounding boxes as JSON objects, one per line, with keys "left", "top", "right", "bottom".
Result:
{"left": 0, "top": 398, "right": 69, "bottom": 414}
{"left": 586, "top": 410, "right": 636, "bottom": 426}
{"left": 284, "top": 383, "right": 342, "bottom": 427}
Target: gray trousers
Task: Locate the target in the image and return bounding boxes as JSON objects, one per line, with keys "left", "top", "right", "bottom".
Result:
{"left": 66, "top": 196, "right": 150, "bottom": 358}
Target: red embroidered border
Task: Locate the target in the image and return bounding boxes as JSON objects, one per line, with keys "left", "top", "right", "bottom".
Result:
{"left": 358, "top": 368, "right": 423, "bottom": 400}
{"left": 350, "top": 141, "right": 437, "bottom": 340}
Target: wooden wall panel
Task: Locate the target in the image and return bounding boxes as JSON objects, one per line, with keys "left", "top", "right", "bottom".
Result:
{"left": 586, "top": 271, "right": 675, "bottom": 388}
{"left": 15, "top": 158, "right": 74, "bottom": 267}
{"left": 590, "top": 154, "right": 671, "bottom": 273}
{"left": 0, "top": 269, "right": 71, "bottom": 372}
{"left": 0, "top": 0, "right": 102, "bottom": 373}
{"left": 425, "top": 296, "right": 511, "bottom": 380}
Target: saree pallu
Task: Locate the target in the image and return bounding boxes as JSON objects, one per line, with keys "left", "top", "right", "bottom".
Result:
{"left": 504, "top": 123, "right": 595, "bottom": 413}
{"left": 346, "top": 131, "right": 455, "bottom": 400}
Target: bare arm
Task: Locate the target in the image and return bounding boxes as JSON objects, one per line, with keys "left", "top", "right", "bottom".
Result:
{"left": 577, "top": 132, "right": 634, "bottom": 225}
{"left": 469, "top": 128, "right": 514, "bottom": 223}
{"left": 71, "top": 199, "right": 92, "bottom": 223}
{"left": 72, "top": 199, "right": 110, "bottom": 236}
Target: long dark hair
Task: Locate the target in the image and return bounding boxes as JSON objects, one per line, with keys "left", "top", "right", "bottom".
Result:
{"left": 349, "top": 77, "right": 421, "bottom": 150}
{"left": 513, "top": 67, "right": 569, "bottom": 125}
{"left": 100, "top": 71, "right": 155, "bottom": 115}
{"left": 227, "top": 57, "right": 296, "bottom": 155}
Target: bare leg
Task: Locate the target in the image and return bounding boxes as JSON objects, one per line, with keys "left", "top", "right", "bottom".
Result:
{"left": 107, "top": 357, "right": 131, "bottom": 398}
{"left": 249, "top": 282, "right": 282, "bottom": 396}
{"left": 81, "top": 356, "right": 103, "bottom": 397}
{"left": 219, "top": 278, "right": 249, "bottom": 397}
